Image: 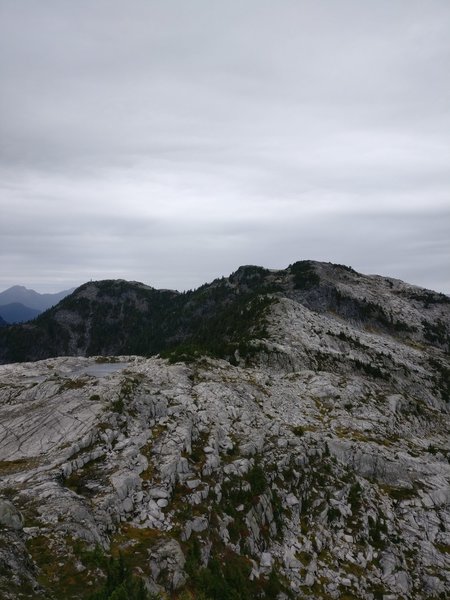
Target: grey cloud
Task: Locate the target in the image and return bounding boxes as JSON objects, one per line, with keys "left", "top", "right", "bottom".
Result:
{"left": 0, "top": 1, "right": 449, "bottom": 293}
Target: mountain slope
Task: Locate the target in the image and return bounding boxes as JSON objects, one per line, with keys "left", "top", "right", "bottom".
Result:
{"left": 0, "top": 262, "right": 448, "bottom": 367}
{"left": 0, "top": 302, "right": 41, "bottom": 324}
{"left": 0, "top": 262, "right": 449, "bottom": 599}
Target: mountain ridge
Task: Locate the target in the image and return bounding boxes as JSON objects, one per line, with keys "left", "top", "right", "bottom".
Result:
{"left": 0, "top": 302, "right": 41, "bottom": 324}
{"left": 0, "top": 260, "right": 448, "bottom": 366}
{"left": 0, "top": 260, "right": 449, "bottom": 598}
{"left": 0, "top": 284, "right": 75, "bottom": 312}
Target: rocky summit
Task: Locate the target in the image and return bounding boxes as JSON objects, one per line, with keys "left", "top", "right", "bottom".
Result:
{"left": 0, "top": 261, "right": 449, "bottom": 599}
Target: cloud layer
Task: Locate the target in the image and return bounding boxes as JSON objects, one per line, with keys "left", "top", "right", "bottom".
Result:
{"left": 1, "top": 1, "right": 449, "bottom": 292}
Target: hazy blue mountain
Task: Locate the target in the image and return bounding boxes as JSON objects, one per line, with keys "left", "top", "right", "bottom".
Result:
{"left": 0, "top": 285, "right": 75, "bottom": 312}
{"left": 0, "top": 315, "right": 7, "bottom": 327}
{"left": 0, "top": 302, "right": 41, "bottom": 324}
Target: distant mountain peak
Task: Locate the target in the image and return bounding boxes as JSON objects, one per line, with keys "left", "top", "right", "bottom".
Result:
{"left": 0, "top": 285, "right": 75, "bottom": 313}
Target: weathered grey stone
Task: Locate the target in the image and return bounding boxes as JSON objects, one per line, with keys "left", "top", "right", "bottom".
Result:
{"left": 150, "top": 538, "right": 186, "bottom": 590}
{"left": 190, "top": 516, "right": 208, "bottom": 532}
{"left": 260, "top": 552, "right": 273, "bottom": 571}
{"left": 148, "top": 488, "right": 169, "bottom": 499}
{"left": 0, "top": 500, "right": 23, "bottom": 530}
{"left": 285, "top": 493, "right": 299, "bottom": 507}
{"left": 122, "top": 498, "right": 133, "bottom": 512}
{"left": 186, "top": 479, "right": 201, "bottom": 489}
{"left": 111, "top": 472, "right": 141, "bottom": 501}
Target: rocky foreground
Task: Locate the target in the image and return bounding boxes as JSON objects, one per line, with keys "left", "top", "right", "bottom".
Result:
{"left": 0, "top": 263, "right": 449, "bottom": 599}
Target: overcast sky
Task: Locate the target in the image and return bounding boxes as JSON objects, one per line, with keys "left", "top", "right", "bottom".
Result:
{"left": 1, "top": 1, "right": 449, "bottom": 293}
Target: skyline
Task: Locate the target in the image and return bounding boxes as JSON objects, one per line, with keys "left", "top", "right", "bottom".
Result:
{"left": 0, "top": 255, "right": 448, "bottom": 296}
{"left": 1, "top": 1, "right": 449, "bottom": 294}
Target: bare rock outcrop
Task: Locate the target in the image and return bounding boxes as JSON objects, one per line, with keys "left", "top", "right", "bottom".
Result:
{"left": 0, "top": 263, "right": 449, "bottom": 599}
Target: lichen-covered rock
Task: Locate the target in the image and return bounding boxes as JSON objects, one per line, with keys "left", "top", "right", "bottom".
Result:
{"left": 0, "top": 499, "right": 23, "bottom": 530}
{"left": 149, "top": 538, "right": 186, "bottom": 590}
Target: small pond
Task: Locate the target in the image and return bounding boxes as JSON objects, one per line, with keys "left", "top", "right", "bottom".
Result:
{"left": 78, "top": 362, "right": 131, "bottom": 378}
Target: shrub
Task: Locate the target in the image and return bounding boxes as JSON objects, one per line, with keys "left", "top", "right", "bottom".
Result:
{"left": 88, "top": 554, "right": 158, "bottom": 600}
{"left": 289, "top": 261, "right": 320, "bottom": 290}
